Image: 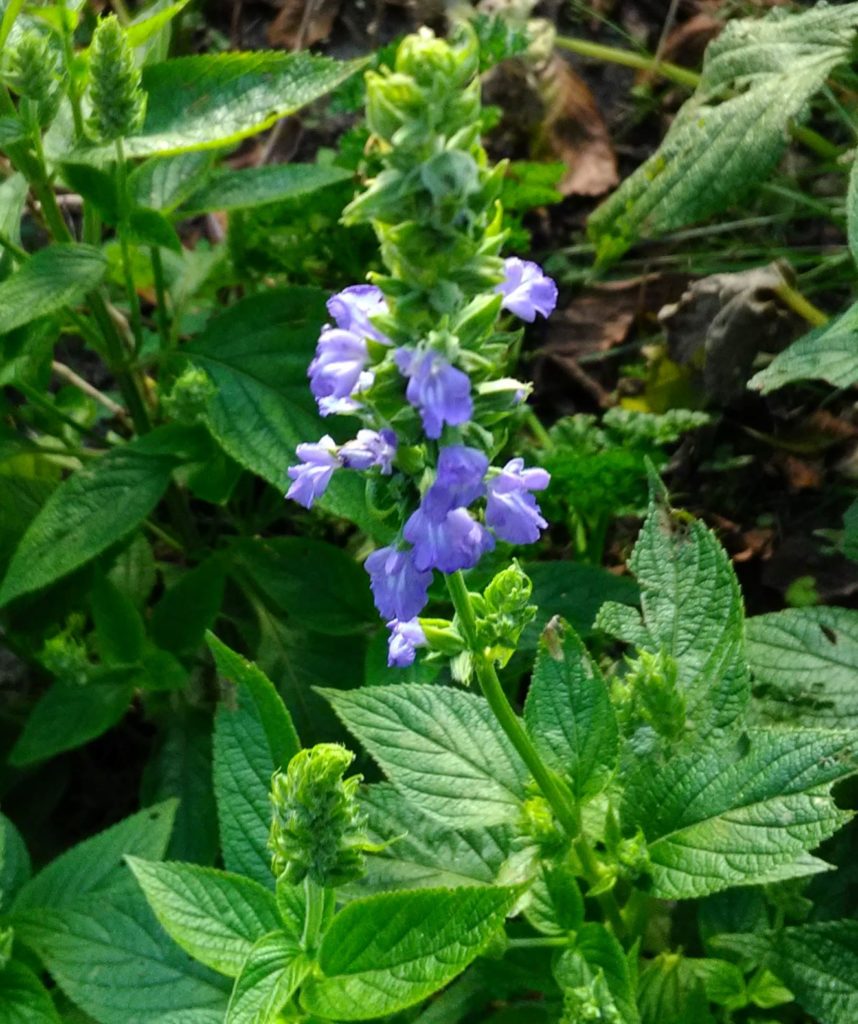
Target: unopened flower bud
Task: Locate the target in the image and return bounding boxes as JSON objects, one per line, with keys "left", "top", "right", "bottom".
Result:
{"left": 87, "top": 15, "right": 146, "bottom": 143}
{"left": 4, "top": 32, "right": 63, "bottom": 127}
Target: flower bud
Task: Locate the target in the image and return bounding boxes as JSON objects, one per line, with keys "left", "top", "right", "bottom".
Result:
{"left": 162, "top": 366, "right": 216, "bottom": 425}
{"left": 4, "top": 31, "right": 63, "bottom": 128}
{"left": 621, "top": 649, "right": 686, "bottom": 741}
{"left": 86, "top": 15, "right": 146, "bottom": 143}
{"left": 476, "top": 561, "right": 536, "bottom": 665}
{"left": 268, "top": 743, "right": 368, "bottom": 888}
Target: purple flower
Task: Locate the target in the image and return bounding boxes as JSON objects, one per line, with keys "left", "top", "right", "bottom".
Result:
{"left": 423, "top": 445, "right": 488, "bottom": 520}
{"left": 309, "top": 327, "right": 368, "bottom": 401}
{"left": 396, "top": 349, "right": 472, "bottom": 440}
{"left": 286, "top": 435, "right": 339, "bottom": 509}
{"left": 365, "top": 545, "right": 431, "bottom": 621}
{"left": 327, "top": 284, "right": 389, "bottom": 343}
{"left": 386, "top": 618, "right": 426, "bottom": 668}
{"left": 340, "top": 429, "right": 397, "bottom": 474}
{"left": 317, "top": 371, "right": 374, "bottom": 418}
{"left": 404, "top": 505, "right": 494, "bottom": 573}
{"left": 485, "top": 458, "right": 550, "bottom": 544}
{"left": 496, "top": 258, "right": 558, "bottom": 322}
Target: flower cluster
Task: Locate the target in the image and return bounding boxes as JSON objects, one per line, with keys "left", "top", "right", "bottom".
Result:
{"left": 285, "top": 27, "right": 558, "bottom": 668}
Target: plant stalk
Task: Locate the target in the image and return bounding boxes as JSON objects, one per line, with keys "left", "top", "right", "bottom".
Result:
{"left": 115, "top": 138, "right": 146, "bottom": 354}
{"left": 302, "top": 878, "right": 327, "bottom": 955}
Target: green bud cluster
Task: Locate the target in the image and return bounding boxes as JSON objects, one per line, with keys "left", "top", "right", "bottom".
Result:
{"left": 559, "top": 974, "right": 622, "bottom": 1024}
{"left": 268, "top": 743, "right": 368, "bottom": 889}
{"left": 344, "top": 24, "right": 506, "bottom": 326}
{"left": 3, "top": 31, "right": 63, "bottom": 128}
{"left": 520, "top": 793, "right": 567, "bottom": 859}
{"left": 162, "top": 367, "right": 216, "bottom": 425}
{"left": 39, "top": 616, "right": 92, "bottom": 685}
{"left": 86, "top": 16, "right": 146, "bottom": 144}
{"left": 474, "top": 561, "right": 536, "bottom": 666}
{"left": 614, "top": 648, "right": 686, "bottom": 742}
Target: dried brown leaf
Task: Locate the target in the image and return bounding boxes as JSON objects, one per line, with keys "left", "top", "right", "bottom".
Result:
{"left": 268, "top": 0, "right": 341, "bottom": 49}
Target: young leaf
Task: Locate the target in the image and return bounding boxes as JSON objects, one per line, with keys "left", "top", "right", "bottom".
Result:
{"left": 0, "top": 439, "right": 179, "bottom": 606}
{"left": 746, "top": 606, "right": 858, "bottom": 728}
{"left": 127, "top": 859, "right": 281, "bottom": 978}
{"left": 638, "top": 953, "right": 715, "bottom": 1024}
{"left": 556, "top": 922, "right": 639, "bottom": 1024}
{"left": 91, "top": 574, "right": 146, "bottom": 666}
{"left": 69, "top": 51, "right": 366, "bottom": 159}
{"left": 0, "top": 811, "right": 30, "bottom": 913}
{"left": 180, "top": 163, "right": 353, "bottom": 215}
{"left": 588, "top": 5, "right": 858, "bottom": 261}
{"left": 524, "top": 617, "right": 618, "bottom": 801}
{"left": 0, "top": 961, "right": 61, "bottom": 1024}
{"left": 749, "top": 302, "right": 858, "bottom": 393}
{"left": 225, "top": 932, "right": 310, "bottom": 1024}
{"left": 602, "top": 496, "right": 749, "bottom": 737}
{"left": 322, "top": 684, "right": 529, "bottom": 827}
{"left": 301, "top": 886, "right": 522, "bottom": 1020}
{"left": 209, "top": 634, "right": 300, "bottom": 888}
{"left": 12, "top": 800, "right": 178, "bottom": 918}
{"left": 18, "top": 888, "right": 229, "bottom": 1024}
{"left": 622, "top": 729, "right": 857, "bottom": 899}
{"left": 0, "top": 245, "right": 106, "bottom": 335}
{"left": 150, "top": 556, "right": 226, "bottom": 656}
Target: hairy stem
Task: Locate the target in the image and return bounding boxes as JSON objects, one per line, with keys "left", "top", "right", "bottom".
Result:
{"left": 115, "top": 138, "right": 146, "bottom": 354}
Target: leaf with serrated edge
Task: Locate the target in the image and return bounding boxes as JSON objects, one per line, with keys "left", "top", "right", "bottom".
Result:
{"left": 747, "top": 606, "right": 858, "bottom": 728}
{"left": 0, "top": 244, "right": 106, "bottom": 335}
{"left": 622, "top": 729, "right": 857, "bottom": 899}
{"left": 209, "top": 634, "right": 300, "bottom": 887}
{"left": 525, "top": 617, "right": 618, "bottom": 800}
{"left": 302, "top": 886, "right": 521, "bottom": 1020}
{"left": 226, "top": 931, "right": 310, "bottom": 1024}
{"left": 128, "top": 859, "right": 281, "bottom": 977}
{"left": 322, "top": 684, "right": 528, "bottom": 827}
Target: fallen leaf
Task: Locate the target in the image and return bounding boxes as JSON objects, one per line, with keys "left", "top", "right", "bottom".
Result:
{"left": 777, "top": 453, "right": 825, "bottom": 492}
{"left": 268, "top": 0, "right": 341, "bottom": 49}
{"left": 659, "top": 13, "right": 723, "bottom": 72}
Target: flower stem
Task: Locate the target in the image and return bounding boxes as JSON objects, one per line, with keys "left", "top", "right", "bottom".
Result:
{"left": 302, "top": 878, "right": 327, "bottom": 955}
{"left": 150, "top": 246, "right": 172, "bottom": 353}
{"left": 115, "top": 138, "right": 146, "bottom": 354}
{"left": 555, "top": 34, "right": 700, "bottom": 90}
{"left": 774, "top": 281, "right": 829, "bottom": 327}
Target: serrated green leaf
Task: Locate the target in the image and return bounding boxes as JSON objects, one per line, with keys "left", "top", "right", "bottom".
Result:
{"left": 749, "top": 302, "right": 858, "bottom": 393}
{"left": 556, "top": 922, "right": 639, "bottom": 1024}
{"left": 617, "top": 499, "right": 750, "bottom": 737}
{"left": 525, "top": 617, "right": 617, "bottom": 801}
{"left": 524, "top": 861, "right": 584, "bottom": 937}
{"left": 622, "top": 729, "right": 857, "bottom": 899}
{"left": 209, "top": 634, "right": 300, "bottom": 888}
{"left": 127, "top": 859, "right": 281, "bottom": 978}
{"left": 0, "top": 811, "right": 30, "bottom": 913}
{"left": 71, "top": 52, "right": 365, "bottom": 159}
{"left": 230, "top": 536, "right": 374, "bottom": 636}
{"left": 180, "top": 163, "right": 353, "bottom": 215}
{"left": 359, "top": 783, "right": 519, "bottom": 892}
{"left": 0, "top": 245, "right": 106, "bottom": 335}
{"left": 848, "top": 156, "right": 858, "bottom": 271}
{"left": 588, "top": 5, "right": 858, "bottom": 261}
{"left": 322, "top": 684, "right": 528, "bottom": 827}
{"left": 18, "top": 887, "right": 229, "bottom": 1024}
{"left": 638, "top": 953, "right": 716, "bottom": 1024}
{"left": 302, "top": 886, "right": 521, "bottom": 1020}
{"left": 0, "top": 436, "right": 179, "bottom": 606}
{"left": 747, "top": 606, "right": 858, "bottom": 728}
{"left": 0, "top": 961, "right": 60, "bottom": 1024}
{"left": 226, "top": 931, "right": 309, "bottom": 1024}
{"left": 12, "top": 800, "right": 177, "bottom": 919}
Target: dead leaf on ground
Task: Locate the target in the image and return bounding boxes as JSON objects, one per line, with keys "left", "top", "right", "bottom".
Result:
{"left": 659, "top": 13, "right": 722, "bottom": 71}
{"left": 776, "top": 453, "right": 825, "bottom": 492}
{"left": 268, "top": 0, "right": 341, "bottom": 48}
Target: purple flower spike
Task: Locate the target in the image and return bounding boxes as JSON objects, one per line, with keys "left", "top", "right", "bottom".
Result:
{"left": 404, "top": 505, "right": 494, "bottom": 573}
{"left": 327, "top": 285, "right": 390, "bottom": 343}
{"left": 396, "top": 349, "right": 472, "bottom": 439}
{"left": 496, "top": 258, "right": 558, "bottom": 322}
{"left": 340, "top": 429, "right": 398, "bottom": 474}
{"left": 423, "top": 445, "right": 488, "bottom": 520}
{"left": 309, "top": 327, "right": 368, "bottom": 401}
{"left": 365, "top": 545, "right": 431, "bottom": 621}
{"left": 286, "top": 436, "right": 339, "bottom": 509}
{"left": 485, "top": 457, "right": 551, "bottom": 544}
{"left": 387, "top": 618, "right": 427, "bottom": 668}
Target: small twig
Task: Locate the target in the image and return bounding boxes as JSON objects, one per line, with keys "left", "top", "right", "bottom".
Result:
{"left": 52, "top": 360, "right": 131, "bottom": 424}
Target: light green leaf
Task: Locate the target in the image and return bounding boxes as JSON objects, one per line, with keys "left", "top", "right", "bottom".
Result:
{"left": 0, "top": 245, "right": 106, "bottom": 335}
{"left": 358, "top": 783, "right": 519, "bottom": 892}
{"left": 0, "top": 811, "right": 30, "bottom": 913}
{"left": 230, "top": 537, "right": 374, "bottom": 635}
{"left": 0, "top": 437, "right": 179, "bottom": 606}
{"left": 180, "top": 163, "right": 353, "bottom": 215}
{"left": 322, "top": 684, "right": 528, "bottom": 827}
{"left": 127, "top": 859, "right": 281, "bottom": 978}
{"left": 302, "top": 886, "right": 521, "bottom": 1020}
{"left": 556, "top": 923, "right": 639, "bottom": 1024}
{"left": 849, "top": 155, "right": 858, "bottom": 271}
{"left": 226, "top": 932, "right": 310, "bottom": 1024}
{"left": 74, "top": 52, "right": 365, "bottom": 159}
{"left": 130, "top": 152, "right": 215, "bottom": 212}
{"left": 18, "top": 887, "right": 230, "bottom": 1024}
{"left": 622, "top": 729, "right": 857, "bottom": 899}
{"left": 524, "top": 861, "right": 584, "bottom": 937}
{"left": 126, "top": 0, "right": 190, "bottom": 48}
{"left": 0, "top": 961, "right": 61, "bottom": 1024}
{"left": 525, "top": 617, "right": 617, "bottom": 800}
{"left": 601, "top": 496, "right": 749, "bottom": 736}
{"left": 588, "top": 5, "right": 858, "bottom": 261}
{"left": 0, "top": 172, "right": 28, "bottom": 247}
{"left": 747, "top": 606, "right": 858, "bottom": 728}
{"left": 749, "top": 302, "right": 858, "bottom": 393}
{"left": 753, "top": 920, "right": 858, "bottom": 1024}
{"left": 638, "top": 953, "right": 715, "bottom": 1024}
{"left": 209, "top": 634, "right": 300, "bottom": 888}
{"left": 12, "top": 800, "right": 177, "bottom": 918}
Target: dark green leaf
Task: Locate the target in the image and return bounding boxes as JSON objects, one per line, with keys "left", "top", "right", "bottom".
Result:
{"left": 0, "top": 245, "right": 106, "bottom": 335}
{"left": 0, "top": 961, "right": 61, "bottom": 1024}
{"left": 0, "top": 811, "right": 30, "bottom": 913}
{"left": 151, "top": 557, "right": 226, "bottom": 656}
{"left": 180, "top": 163, "right": 353, "bottom": 215}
